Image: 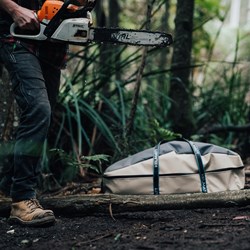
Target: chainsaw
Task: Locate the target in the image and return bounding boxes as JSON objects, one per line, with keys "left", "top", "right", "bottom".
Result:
{"left": 10, "top": 0, "right": 173, "bottom": 47}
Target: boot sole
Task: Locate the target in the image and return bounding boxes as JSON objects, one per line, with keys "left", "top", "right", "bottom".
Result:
{"left": 9, "top": 215, "right": 55, "bottom": 227}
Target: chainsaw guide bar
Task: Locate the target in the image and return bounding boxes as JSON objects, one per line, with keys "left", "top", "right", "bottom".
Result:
{"left": 90, "top": 27, "right": 173, "bottom": 47}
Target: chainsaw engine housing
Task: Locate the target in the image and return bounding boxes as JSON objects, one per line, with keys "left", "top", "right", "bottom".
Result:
{"left": 51, "top": 18, "right": 90, "bottom": 43}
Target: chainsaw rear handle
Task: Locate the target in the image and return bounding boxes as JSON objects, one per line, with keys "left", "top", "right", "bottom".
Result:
{"left": 10, "top": 23, "right": 47, "bottom": 40}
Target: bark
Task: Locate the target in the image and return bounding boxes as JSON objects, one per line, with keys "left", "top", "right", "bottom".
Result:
{"left": 1, "top": 190, "right": 250, "bottom": 217}
{"left": 157, "top": 0, "right": 171, "bottom": 118}
{"left": 168, "top": 0, "right": 196, "bottom": 138}
{"left": 94, "top": 0, "right": 121, "bottom": 90}
{"left": 157, "top": 0, "right": 171, "bottom": 78}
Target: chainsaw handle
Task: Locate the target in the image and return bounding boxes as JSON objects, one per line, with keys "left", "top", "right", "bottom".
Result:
{"left": 10, "top": 23, "right": 47, "bottom": 40}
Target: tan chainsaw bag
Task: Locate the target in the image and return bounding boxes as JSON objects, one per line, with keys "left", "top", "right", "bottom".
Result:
{"left": 102, "top": 139, "right": 245, "bottom": 195}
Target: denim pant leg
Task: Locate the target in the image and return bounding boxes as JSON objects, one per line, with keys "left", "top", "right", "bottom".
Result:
{"left": 0, "top": 41, "right": 60, "bottom": 201}
{"left": 41, "top": 61, "right": 61, "bottom": 110}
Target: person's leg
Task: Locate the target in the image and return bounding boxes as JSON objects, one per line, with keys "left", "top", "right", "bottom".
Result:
{"left": 41, "top": 61, "right": 61, "bottom": 111}
{"left": 7, "top": 42, "right": 51, "bottom": 201}
{"left": 0, "top": 41, "right": 55, "bottom": 225}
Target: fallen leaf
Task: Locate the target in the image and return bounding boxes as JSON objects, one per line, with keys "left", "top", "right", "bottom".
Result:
{"left": 233, "top": 216, "right": 250, "bottom": 221}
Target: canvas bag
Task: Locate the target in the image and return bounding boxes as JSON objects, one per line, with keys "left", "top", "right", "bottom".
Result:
{"left": 102, "top": 139, "right": 245, "bottom": 195}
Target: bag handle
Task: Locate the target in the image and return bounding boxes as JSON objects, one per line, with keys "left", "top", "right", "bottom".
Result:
{"left": 153, "top": 138, "right": 208, "bottom": 195}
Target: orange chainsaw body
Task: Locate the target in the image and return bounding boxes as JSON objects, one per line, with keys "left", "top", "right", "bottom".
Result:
{"left": 37, "top": 0, "right": 79, "bottom": 22}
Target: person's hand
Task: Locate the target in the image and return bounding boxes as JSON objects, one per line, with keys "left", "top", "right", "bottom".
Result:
{"left": 12, "top": 5, "right": 40, "bottom": 30}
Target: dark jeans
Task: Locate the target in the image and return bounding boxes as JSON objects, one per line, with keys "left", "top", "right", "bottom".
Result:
{"left": 0, "top": 40, "right": 61, "bottom": 201}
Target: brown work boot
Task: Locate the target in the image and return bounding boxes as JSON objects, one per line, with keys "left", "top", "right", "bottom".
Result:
{"left": 9, "top": 199, "right": 55, "bottom": 226}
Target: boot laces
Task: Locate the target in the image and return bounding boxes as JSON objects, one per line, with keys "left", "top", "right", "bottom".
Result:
{"left": 24, "top": 199, "right": 43, "bottom": 212}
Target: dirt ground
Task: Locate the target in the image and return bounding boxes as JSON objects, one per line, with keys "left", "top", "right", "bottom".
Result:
{"left": 0, "top": 205, "right": 250, "bottom": 250}
{"left": 0, "top": 164, "right": 250, "bottom": 250}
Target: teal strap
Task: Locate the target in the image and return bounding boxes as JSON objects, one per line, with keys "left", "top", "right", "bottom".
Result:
{"left": 152, "top": 139, "right": 208, "bottom": 195}
{"left": 153, "top": 144, "right": 160, "bottom": 195}
{"left": 182, "top": 139, "right": 208, "bottom": 193}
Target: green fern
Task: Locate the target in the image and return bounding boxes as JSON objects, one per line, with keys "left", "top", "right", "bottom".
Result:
{"left": 150, "top": 119, "right": 182, "bottom": 142}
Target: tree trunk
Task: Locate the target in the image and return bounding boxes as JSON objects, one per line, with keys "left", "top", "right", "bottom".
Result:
{"left": 108, "top": 0, "right": 121, "bottom": 81}
{"left": 1, "top": 190, "right": 250, "bottom": 217}
{"left": 168, "top": 0, "right": 196, "bottom": 138}
{"left": 157, "top": 0, "right": 171, "bottom": 117}
{"left": 94, "top": 0, "right": 120, "bottom": 91}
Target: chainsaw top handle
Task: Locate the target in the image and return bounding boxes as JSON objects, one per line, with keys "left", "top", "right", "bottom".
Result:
{"left": 44, "top": 0, "right": 96, "bottom": 38}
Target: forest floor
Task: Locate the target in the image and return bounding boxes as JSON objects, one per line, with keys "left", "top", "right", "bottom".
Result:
{"left": 0, "top": 161, "right": 250, "bottom": 250}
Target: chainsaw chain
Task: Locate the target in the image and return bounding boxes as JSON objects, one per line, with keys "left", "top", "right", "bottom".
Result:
{"left": 91, "top": 27, "right": 173, "bottom": 47}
